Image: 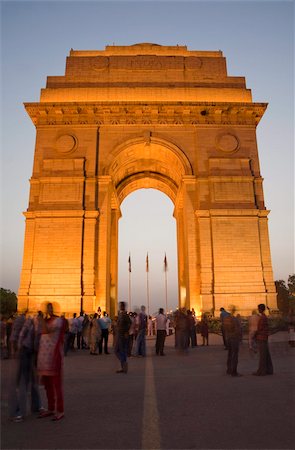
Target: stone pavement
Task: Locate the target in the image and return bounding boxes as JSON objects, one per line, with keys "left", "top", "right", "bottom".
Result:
{"left": 1, "top": 332, "right": 294, "bottom": 450}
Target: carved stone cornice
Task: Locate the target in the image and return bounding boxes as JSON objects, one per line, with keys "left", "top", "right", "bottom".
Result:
{"left": 24, "top": 101, "right": 267, "bottom": 127}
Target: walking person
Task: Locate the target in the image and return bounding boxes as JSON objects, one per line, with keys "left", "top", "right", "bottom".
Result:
{"left": 9, "top": 314, "right": 43, "bottom": 422}
{"left": 37, "top": 303, "right": 67, "bottom": 421}
{"left": 252, "top": 304, "right": 274, "bottom": 376}
{"left": 223, "top": 312, "right": 242, "bottom": 377}
{"left": 155, "top": 308, "right": 167, "bottom": 356}
{"left": 115, "top": 302, "right": 131, "bottom": 373}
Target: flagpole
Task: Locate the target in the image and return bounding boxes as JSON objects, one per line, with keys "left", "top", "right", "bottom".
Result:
{"left": 128, "top": 253, "right": 131, "bottom": 311}
{"left": 129, "top": 270, "right": 131, "bottom": 312}
{"left": 165, "top": 269, "right": 168, "bottom": 314}
{"left": 164, "top": 253, "right": 168, "bottom": 313}
{"left": 146, "top": 253, "right": 150, "bottom": 316}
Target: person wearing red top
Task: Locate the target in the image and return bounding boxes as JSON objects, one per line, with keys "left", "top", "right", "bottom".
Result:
{"left": 252, "top": 304, "right": 274, "bottom": 376}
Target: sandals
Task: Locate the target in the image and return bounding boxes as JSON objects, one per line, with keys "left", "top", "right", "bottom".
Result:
{"left": 52, "top": 413, "right": 64, "bottom": 421}
{"left": 38, "top": 410, "right": 54, "bottom": 418}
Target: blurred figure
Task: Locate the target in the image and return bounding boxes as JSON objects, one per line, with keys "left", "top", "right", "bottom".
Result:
{"left": 0, "top": 315, "right": 6, "bottom": 358}
{"left": 252, "top": 304, "right": 274, "bottom": 376}
{"left": 37, "top": 303, "right": 67, "bottom": 421}
{"left": 68, "top": 313, "right": 78, "bottom": 350}
{"left": 82, "top": 314, "right": 90, "bottom": 349}
{"left": 166, "top": 316, "right": 171, "bottom": 336}
{"left": 220, "top": 307, "right": 230, "bottom": 349}
{"left": 134, "top": 305, "right": 147, "bottom": 357}
{"left": 98, "top": 311, "right": 112, "bottom": 354}
{"left": 175, "top": 308, "right": 190, "bottom": 352}
{"left": 155, "top": 308, "right": 167, "bottom": 356}
{"left": 248, "top": 310, "right": 259, "bottom": 352}
{"left": 115, "top": 302, "right": 131, "bottom": 373}
{"left": 76, "top": 312, "right": 84, "bottom": 349}
{"left": 112, "top": 316, "right": 119, "bottom": 349}
{"left": 5, "top": 315, "right": 14, "bottom": 359}
{"left": 10, "top": 312, "right": 26, "bottom": 356}
{"left": 89, "top": 313, "right": 101, "bottom": 355}
{"left": 128, "top": 312, "right": 135, "bottom": 357}
{"left": 9, "top": 313, "right": 43, "bottom": 422}
{"left": 199, "top": 315, "right": 209, "bottom": 346}
{"left": 223, "top": 312, "right": 242, "bottom": 377}
{"left": 187, "top": 310, "right": 197, "bottom": 347}
{"left": 147, "top": 315, "right": 153, "bottom": 336}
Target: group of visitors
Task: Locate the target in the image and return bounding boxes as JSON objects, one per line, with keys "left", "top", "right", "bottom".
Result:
{"left": 65, "top": 311, "right": 112, "bottom": 355}
{"left": 221, "top": 304, "right": 274, "bottom": 377}
{"left": 2, "top": 301, "right": 275, "bottom": 424}
{"left": 7, "top": 303, "right": 66, "bottom": 423}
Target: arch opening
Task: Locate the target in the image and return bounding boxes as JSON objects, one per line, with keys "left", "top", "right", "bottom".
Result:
{"left": 118, "top": 189, "right": 178, "bottom": 315}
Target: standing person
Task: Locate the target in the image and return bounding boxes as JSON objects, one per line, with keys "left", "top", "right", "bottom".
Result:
{"left": 147, "top": 316, "right": 153, "bottom": 336}
{"left": 253, "top": 304, "right": 274, "bottom": 376}
{"left": 223, "top": 312, "right": 242, "bottom": 377}
{"left": 37, "top": 303, "right": 67, "bottom": 421}
{"left": 76, "top": 312, "right": 84, "bottom": 350}
{"left": 68, "top": 313, "right": 78, "bottom": 350}
{"left": 187, "top": 310, "right": 197, "bottom": 347}
{"left": 220, "top": 307, "right": 230, "bottom": 349}
{"left": 98, "top": 311, "right": 112, "bottom": 354}
{"left": 248, "top": 310, "right": 260, "bottom": 352}
{"left": 175, "top": 308, "right": 190, "bottom": 351}
{"left": 115, "top": 302, "right": 131, "bottom": 373}
{"left": 89, "top": 313, "right": 101, "bottom": 355}
{"left": 199, "top": 314, "right": 209, "bottom": 346}
{"left": 135, "top": 305, "right": 147, "bottom": 357}
{"left": 127, "top": 312, "right": 135, "bottom": 357}
{"left": 155, "top": 308, "right": 167, "bottom": 356}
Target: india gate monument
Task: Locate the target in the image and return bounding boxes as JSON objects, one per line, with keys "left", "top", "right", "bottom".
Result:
{"left": 17, "top": 43, "right": 277, "bottom": 317}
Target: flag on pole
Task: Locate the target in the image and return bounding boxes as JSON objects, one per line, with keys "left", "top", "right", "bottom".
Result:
{"left": 164, "top": 253, "right": 168, "bottom": 272}
{"left": 128, "top": 254, "right": 131, "bottom": 273}
{"left": 146, "top": 253, "right": 149, "bottom": 272}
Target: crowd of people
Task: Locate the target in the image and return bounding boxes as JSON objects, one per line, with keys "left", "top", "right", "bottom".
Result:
{"left": 1, "top": 302, "right": 276, "bottom": 423}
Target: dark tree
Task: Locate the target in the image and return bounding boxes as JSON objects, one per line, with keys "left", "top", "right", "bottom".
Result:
{"left": 0, "top": 288, "right": 17, "bottom": 318}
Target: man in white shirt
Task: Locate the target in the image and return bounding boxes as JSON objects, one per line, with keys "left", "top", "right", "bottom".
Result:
{"left": 155, "top": 308, "right": 167, "bottom": 356}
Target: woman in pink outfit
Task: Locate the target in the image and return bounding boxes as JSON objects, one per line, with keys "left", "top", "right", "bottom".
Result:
{"left": 37, "top": 303, "right": 66, "bottom": 421}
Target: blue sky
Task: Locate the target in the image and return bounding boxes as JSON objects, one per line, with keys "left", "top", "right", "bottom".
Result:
{"left": 1, "top": 0, "right": 294, "bottom": 313}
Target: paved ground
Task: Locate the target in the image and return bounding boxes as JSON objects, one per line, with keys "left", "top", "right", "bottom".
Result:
{"left": 1, "top": 332, "right": 294, "bottom": 450}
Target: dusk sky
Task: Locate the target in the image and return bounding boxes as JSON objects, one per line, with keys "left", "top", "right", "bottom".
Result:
{"left": 1, "top": 1, "right": 294, "bottom": 314}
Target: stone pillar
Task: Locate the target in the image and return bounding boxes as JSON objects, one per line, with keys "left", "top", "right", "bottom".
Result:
{"left": 195, "top": 210, "right": 214, "bottom": 314}
{"left": 82, "top": 210, "right": 99, "bottom": 313}
{"left": 109, "top": 206, "right": 121, "bottom": 317}
{"left": 96, "top": 176, "right": 113, "bottom": 314}
{"left": 175, "top": 176, "right": 200, "bottom": 312}
{"left": 258, "top": 211, "right": 277, "bottom": 309}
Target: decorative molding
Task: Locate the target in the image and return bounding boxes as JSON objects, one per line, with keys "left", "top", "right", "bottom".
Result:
{"left": 24, "top": 102, "right": 267, "bottom": 127}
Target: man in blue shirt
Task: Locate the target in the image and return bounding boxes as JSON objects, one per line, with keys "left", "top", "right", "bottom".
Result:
{"left": 98, "top": 312, "right": 112, "bottom": 354}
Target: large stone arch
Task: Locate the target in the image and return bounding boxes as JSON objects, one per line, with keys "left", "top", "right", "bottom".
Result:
{"left": 18, "top": 43, "right": 277, "bottom": 317}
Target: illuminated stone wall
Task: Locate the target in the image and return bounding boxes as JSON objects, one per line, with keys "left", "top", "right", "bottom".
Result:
{"left": 18, "top": 43, "right": 277, "bottom": 316}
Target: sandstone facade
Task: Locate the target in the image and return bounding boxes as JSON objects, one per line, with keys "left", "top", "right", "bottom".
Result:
{"left": 18, "top": 43, "right": 277, "bottom": 316}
